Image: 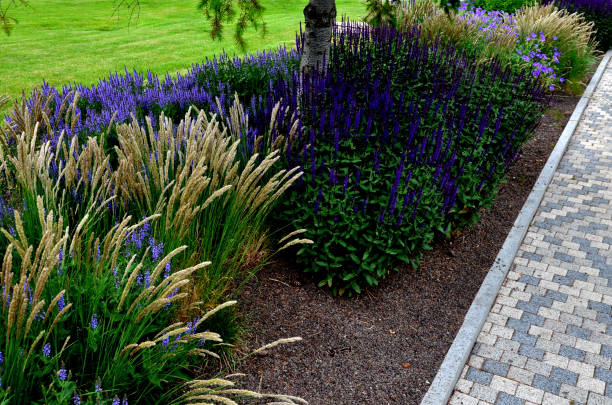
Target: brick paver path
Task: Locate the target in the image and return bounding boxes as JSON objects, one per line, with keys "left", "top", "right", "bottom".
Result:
{"left": 449, "top": 59, "right": 612, "bottom": 404}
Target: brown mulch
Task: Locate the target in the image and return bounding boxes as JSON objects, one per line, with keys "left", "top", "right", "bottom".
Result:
{"left": 234, "top": 92, "right": 580, "bottom": 405}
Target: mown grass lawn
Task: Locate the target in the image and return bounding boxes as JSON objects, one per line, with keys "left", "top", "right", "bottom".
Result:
{"left": 0, "top": 0, "right": 366, "bottom": 103}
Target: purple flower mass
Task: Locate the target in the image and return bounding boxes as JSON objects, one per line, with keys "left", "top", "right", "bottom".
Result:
{"left": 58, "top": 368, "right": 68, "bottom": 381}
{"left": 91, "top": 313, "right": 98, "bottom": 330}
{"left": 12, "top": 17, "right": 550, "bottom": 297}
{"left": 17, "top": 46, "right": 299, "bottom": 162}
{"left": 58, "top": 294, "right": 65, "bottom": 311}
{"left": 43, "top": 343, "right": 51, "bottom": 357}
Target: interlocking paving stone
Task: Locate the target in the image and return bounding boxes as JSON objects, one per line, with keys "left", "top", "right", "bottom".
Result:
{"left": 550, "top": 367, "right": 579, "bottom": 386}
{"left": 594, "top": 368, "right": 612, "bottom": 384}
{"left": 567, "top": 325, "right": 592, "bottom": 340}
{"left": 466, "top": 368, "right": 493, "bottom": 385}
{"left": 513, "top": 331, "right": 537, "bottom": 346}
{"left": 559, "top": 346, "right": 586, "bottom": 361}
{"left": 449, "top": 59, "right": 612, "bottom": 404}
{"left": 483, "top": 359, "right": 511, "bottom": 377}
{"left": 533, "top": 374, "right": 561, "bottom": 395}
{"left": 519, "top": 344, "right": 545, "bottom": 360}
{"left": 496, "top": 392, "right": 524, "bottom": 405}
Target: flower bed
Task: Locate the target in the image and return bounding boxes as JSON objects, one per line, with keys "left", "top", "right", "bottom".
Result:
{"left": 280, "top": 24, "right": 548, "bottom": 295}
{"left": 0, "top": 1, "right": 601, "bottom": 401}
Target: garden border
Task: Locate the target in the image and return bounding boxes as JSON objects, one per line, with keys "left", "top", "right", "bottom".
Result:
{"left": 420, "top": 49, "right": 612, "bottom": 405}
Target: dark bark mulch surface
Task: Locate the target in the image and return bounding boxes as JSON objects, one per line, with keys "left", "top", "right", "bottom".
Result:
{"left": 235, "top": 93, "right": 579, "bottom": 405}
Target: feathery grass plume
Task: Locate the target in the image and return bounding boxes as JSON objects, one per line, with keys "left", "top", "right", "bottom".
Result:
{"left": 1, "top": 89, "right": 55, "bottom": 143}
{"left": 251, "top": 337, "right": 303, "bottom": 355}
{"left": 113, "top": 105, "right": 303, "bottom": 304}
{"left": 0, "top": 94, "right": 8, "bottom": 110}
{"left": 393, "top": 0, "right": 519, "bottom": 63}
{"left": 0, "top": 203, "right": 70, "bottom": 397}
{"left": 1, "top": 114, "right": 114, "bottom": 236}
{"left": 513, "top": 3, "right": 597, "bottom": 83}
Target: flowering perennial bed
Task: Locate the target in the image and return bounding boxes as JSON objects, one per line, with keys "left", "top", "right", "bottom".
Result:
{"left": 0, "top": 2, "right": 600, "bottom": 401}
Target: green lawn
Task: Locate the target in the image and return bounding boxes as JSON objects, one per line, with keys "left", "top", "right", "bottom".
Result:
{"left": 0, "top": 0, "right": 366, "bottom": 102}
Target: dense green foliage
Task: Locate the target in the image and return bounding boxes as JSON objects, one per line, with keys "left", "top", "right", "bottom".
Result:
{"left": 471, "top": 0, "right": 536, "bottom": 12}
{"left": 276, "top": 25, "right": 547, "bottom": 295}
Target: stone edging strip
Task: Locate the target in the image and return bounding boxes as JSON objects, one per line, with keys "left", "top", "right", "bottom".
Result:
{"left": 420, "top": 49, "right": 612, "bottom": 405}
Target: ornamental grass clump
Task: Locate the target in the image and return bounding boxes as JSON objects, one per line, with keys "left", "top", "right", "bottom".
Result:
{"left": 392, "top": 0, "right": 520, "bottom": 62}
{"left": 0, "top": 197, "right": 305, "bottom": 404}
{"left": 113, "top": 98, "right": 303, "bottom": 303}
{"left": 546, "top": 0, "right": 612, "bottom": 50}
{"left": 513, "top": 3, "right": 598, "bottom": 84}
{"left": 390, "top": 0, "right": 598, "bottom": 88}
{"left": 0, "top": 92, "right": 306, "bottom": 306}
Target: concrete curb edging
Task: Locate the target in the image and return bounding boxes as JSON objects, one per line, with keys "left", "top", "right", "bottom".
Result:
{"left": 420, "top": 50, "right": 612, "bottom": 405}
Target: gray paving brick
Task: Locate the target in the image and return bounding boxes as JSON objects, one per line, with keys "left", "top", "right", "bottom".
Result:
{"left": 601, "top": 345, "right": 612, "bottom": 358}
{"left": 531, "top": 296, "right": 553, "bottom": 308}
{"left": 568, "top": 270, "right": 589, "bottom": 282}
{"left": 554, "top": 274, "right": 575, "bottom": 286}
{"left": 594, "top": 368, "right": 612, "bottom": 384}
{"left": 513, "top": 331, "right": 537, "bottom": 346}
{"left": 559, "top": 345, "right": 586, "bottom": 361}
{"left": 567, "top": 325, "right": 592, "bottom": 340}
{"left": 522, "top": 312, "right": 545, "bottom": 327}
{"left": 495, "top": 392, "right": 524, "bottom": 405}
{"left": 550, "top": 367, "right": 579, "bottom": 386}
{"left": 555, "top": 252, "right": 576, "bottom": 263}
{"left": 546, "top": 290, "right": 568, "bottom": 303}
{"left": 533, "top": 374, "right": 561, "bottom": 395}
{"left": 589, "top": 301, "right": 612, "bottom": 314}
{"left": 466, "top": 367, "right": 493, "bottom": 385}
{"left": 520, "top": 274, "right": 541, "bottom": 286}
{"left": 544, "top": 235, "right": 563, "bottom": 246}
{"left": 519, "top": 344, "right": 545, "bottom": 361}
{"left": 508, "top": 318, "right": 531, "bottom": 333}
{"left": 597, "top": 313, "right": 612, "bottom": 325}
{"left": 517, "top": 300, "right": 541, "bottom": 314}
{"left": 483, "top": 359, "right": 510, "bottom": 377}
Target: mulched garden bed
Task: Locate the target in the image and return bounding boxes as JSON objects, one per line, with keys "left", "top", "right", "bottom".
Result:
{"left": 235, "top": 91, "right": 580, "bottom": 405}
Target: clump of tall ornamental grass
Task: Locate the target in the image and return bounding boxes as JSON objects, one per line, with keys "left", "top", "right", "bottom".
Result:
{"left": 391, "top": 0, "right": 520, "bottom": 62}
{"left": 0, "top": 197, "right": 306, "bottom": 404}
{"left": 112, "top": 97, "right": 304, "bottom": 303}
{"left": 0, "top": 93, "right": 307, "bottom": 306}
{"left": 545, "top": 0, "right": 611, "bottom": 50}
{"left": 388, "top": 0, "right": 598, "bottom": 89}
{"left": 513, "top": 3, "right": 598, "bottom": 85}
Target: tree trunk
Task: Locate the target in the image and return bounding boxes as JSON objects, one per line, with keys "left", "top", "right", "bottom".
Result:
{"left": 300, "top": 0, "right": 337, "bottom": 75}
